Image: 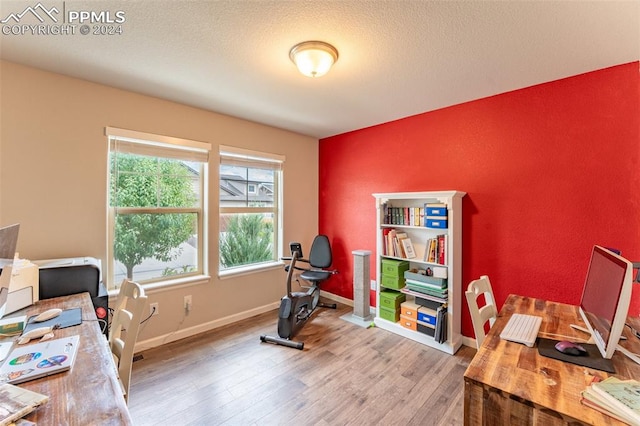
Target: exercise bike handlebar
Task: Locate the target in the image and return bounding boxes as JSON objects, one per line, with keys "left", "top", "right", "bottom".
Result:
{"left": 285, "top": 251, "right": 300, "bottom": 298}
{"left": 281, "top": 256, "right": 339, "bottom": 274}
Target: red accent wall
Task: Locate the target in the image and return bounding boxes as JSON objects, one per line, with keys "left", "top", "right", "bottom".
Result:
{"left": 319, "top": 62, "right": 640, "bottom": 339}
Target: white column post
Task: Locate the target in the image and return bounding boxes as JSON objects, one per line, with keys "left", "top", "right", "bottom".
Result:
{"left": 352, "top": 250, "right": 372, "bottom": 320}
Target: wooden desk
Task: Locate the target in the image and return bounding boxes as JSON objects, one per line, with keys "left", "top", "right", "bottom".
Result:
{"left": 5, "top": 293, "right": 133, "bottom": 425}
{"left": 464, "top": 294, "right": 640, "bottom": 425}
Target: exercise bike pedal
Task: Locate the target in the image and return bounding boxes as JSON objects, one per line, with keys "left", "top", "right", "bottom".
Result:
{"left": 296, "top": 310, "right": 312, "bottom": 321}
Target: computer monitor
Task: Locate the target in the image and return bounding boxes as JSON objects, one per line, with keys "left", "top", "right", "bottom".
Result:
{"left": 578, "top": 245, "right": 634, "bottom": 359}
{"left": 0, "top": 223, "right": 20, "bottom": 318}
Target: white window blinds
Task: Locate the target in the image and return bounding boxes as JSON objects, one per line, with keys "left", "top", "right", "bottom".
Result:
{"left": 106, "top": 126, "right": 211, "bottom": 162}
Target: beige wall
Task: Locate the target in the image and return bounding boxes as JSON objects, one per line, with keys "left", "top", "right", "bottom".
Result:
{"left": 0, "top": 60, "right": 319, "bottom": 347}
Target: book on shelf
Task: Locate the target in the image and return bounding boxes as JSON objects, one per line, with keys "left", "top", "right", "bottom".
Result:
{"left": 401, "top": 287, "right": 448, "bottom": 304}
{"left": 401, "top": 238, "right": 416, "bottom": 259}
{"left": 405, "top": 283, "right": 447, "bottom": 299}
{"left": 434, "top": 304, "right": 448, "bottom": 344}
{"left": 438, "top": 234, "right": 446, "bottom": 264}
{"left": 382, "top": 229, "right": 417, "bottom": 259}
{"left": 383, "top": 205, "right": 427, "bottom": 227}
{"left": 405, "top": 278, "right": 447, "bottom": 292}
{"left": 384, "top": 229, "right": 397, "bottom": 257}
{"left": 395, "top": 232, "right": 408, "bottom": 257}
{"left": 580, "top": 377, "right": 640, "bottom": 425}
{"left": 422, "top": 234, "right": 447, "bottom": 265}
{"left": 382, "top": 228, "right": 391, "bottom": 256}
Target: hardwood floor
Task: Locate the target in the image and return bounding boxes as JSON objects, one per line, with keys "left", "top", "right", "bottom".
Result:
{"left": 128, "top": 301, "right": 476, "bottom": 425}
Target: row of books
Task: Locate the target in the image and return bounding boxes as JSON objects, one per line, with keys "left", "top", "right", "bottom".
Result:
{"left": 405, "top": 280, "right": 448, "bottom": 300}
{"left": 424, "top": 234, "right": 447, "bottom": 265}
{"left": 581, "top": 377, "right": 640, "bottom": 424}
{"left": 382, "top": 229, "right": 447, "bottom": 264}
{"left": 382, "top": 203, "right": 447, "bottom": 227}
{"left": 383, "top": 229, "right": 416, "bottom": 258}
{"left": 401, "top": 287, "right": 448, "bottom": 305}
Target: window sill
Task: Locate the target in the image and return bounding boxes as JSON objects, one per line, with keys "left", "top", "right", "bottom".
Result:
{"left": 218, "top": 261, "right": 284, "bottom": 279}
{"left": 108, "top": 274, "right": 211, "bottom": 297}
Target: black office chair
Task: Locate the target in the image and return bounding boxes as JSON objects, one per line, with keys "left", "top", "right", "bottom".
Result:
{"left": 260, "top": 235, "right": 337, "bottom": 350}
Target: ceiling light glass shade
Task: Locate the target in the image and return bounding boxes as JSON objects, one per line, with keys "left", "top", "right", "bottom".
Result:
{"left": 289, "top": 41, "right": 339, "bottom": 78}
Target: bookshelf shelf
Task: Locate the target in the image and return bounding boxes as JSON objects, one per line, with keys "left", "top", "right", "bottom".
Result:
{"left": 373, "top": 190, "right": 466, "bottom": 355}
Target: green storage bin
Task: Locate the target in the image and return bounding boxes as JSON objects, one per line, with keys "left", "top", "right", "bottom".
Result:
{"left": 379, "top": 289, "right": 406, "bottom": 309}
{"left": 379, "top": 305, "right": 400, "bottom": 322}
{"left": 381, "top": 259, "right": 410, "bottom": 278}
{"left": 381, "top": 274, "right": 405, "bottom": 289}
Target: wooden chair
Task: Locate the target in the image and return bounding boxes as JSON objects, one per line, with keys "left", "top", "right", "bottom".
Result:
{"left": 465, "top": 275, "right": 498, "bottom": 349}
{"left": 109, "top": 279, "right": 148, "bottom": 404}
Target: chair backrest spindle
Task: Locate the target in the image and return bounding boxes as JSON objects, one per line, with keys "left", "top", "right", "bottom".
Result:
{"left": 109, "top": 279, "right": 147, "bottom": 404}
{"left": 465, "top": 275, "right": 497, "bottom": 349}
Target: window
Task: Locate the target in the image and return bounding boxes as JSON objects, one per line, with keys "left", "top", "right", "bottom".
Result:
{"left": 107, "top": 127, "right": 210, "bottom": 290}
{"left": 219, "top": 146, "right": 284, "bottom": 274}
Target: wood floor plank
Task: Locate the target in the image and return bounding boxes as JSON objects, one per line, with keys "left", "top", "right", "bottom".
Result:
{"left": 129, "top": 301, "right": 476, "bottom": 425}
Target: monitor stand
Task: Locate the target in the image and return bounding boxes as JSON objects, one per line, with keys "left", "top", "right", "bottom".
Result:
{"left": 570, "top": 324, "right": 595, "bottom": 343}
{"left": 569, "top": 323, "right": 627, "bottom": 342}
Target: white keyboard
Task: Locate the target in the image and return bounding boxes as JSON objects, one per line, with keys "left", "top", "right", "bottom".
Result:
{"left": 500, "top": 314, "right": 542, "bottom": 347}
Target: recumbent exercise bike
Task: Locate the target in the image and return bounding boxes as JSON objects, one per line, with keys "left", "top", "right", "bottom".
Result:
{"left": 260, "top": 235, "right": 338, "bottom": 350}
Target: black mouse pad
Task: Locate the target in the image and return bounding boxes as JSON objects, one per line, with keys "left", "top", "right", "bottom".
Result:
{"left": 23, "top": 308, "right": 82, "bottom": 333}
{"left": 537, "top": 338, "right": 615, "bottom": 373}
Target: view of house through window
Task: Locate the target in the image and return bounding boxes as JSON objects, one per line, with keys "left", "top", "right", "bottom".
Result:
{"left": 107, "top": 127, "right": 210, "bottom": 290}
{"left": 219, "top": 146, "right": 284, "bottom": 273}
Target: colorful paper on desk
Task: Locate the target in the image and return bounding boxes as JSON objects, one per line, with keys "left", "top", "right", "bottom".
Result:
{"left": 0, "top": 335, "right": 79, "bottom": 384}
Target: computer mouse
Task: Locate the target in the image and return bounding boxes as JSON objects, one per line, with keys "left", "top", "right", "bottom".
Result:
{"left": 33, "top": 308, "right": 62, "bottom": 323}
{"left": 555, "top": 340, "right": 587, "bottom": 356}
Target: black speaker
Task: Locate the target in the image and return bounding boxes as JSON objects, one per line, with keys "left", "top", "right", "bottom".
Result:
{"left": 35, "top": 257, "right": 109, "bottom": 336}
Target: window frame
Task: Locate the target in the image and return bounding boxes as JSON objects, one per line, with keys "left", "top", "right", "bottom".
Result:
{"left": 106, "top": 126, "right": 211, "bottom": 290}
{"left": 219, "top": 145, "right": 285, "bottom": 277}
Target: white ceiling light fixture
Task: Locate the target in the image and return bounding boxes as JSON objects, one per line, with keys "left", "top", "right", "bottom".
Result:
{"left": 289, "top": 41, "right": 339, "bottom": 78}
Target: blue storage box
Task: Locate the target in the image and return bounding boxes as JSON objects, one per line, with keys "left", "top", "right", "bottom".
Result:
{"left": 426, "top": 217, "right": 448, "bottom": 229}
{"left": 417, "top": 307, "right": 437, "bottom": 326}
{"left": 425, "top": 206, "right": 447, "bottom": 216}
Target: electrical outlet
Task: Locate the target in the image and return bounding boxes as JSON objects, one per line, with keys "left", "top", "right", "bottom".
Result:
{"left": 150, "top": 302, "right": 159, "bottom": 316}
{"left": 184, "top": 295, "right": 192, "bottom": 312}
{"left": 370, "top": 280, "right": 376, "bottom": 290}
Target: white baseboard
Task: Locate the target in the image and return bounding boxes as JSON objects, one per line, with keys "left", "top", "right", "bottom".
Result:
{"left": 461, "top": 336, "right": 477, "bottom": 349}
{"left": 320, "top": 290, "right": 354, "bottom": 307}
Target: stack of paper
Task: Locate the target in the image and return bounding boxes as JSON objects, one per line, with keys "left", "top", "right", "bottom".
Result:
{"left": 581, "top": 377, "right": 640, "bottom": 425}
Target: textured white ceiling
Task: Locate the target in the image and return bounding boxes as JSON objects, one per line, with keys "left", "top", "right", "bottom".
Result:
{"left": 1, "top": 1, "right": 638, "bottom": 138}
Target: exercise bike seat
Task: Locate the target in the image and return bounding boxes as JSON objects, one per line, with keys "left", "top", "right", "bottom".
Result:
{"left": 300, "top": 269, "right": 331, "bottom": 282}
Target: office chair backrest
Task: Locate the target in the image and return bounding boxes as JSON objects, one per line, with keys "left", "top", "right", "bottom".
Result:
{"left": 309, "top": 235, "right": 332, "bottom": 269}
{"left": 109, "top": 279, "right": 148, "bottom": 404}
{"left": 465, "top": 275, "right": 498, "bottom": 349}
